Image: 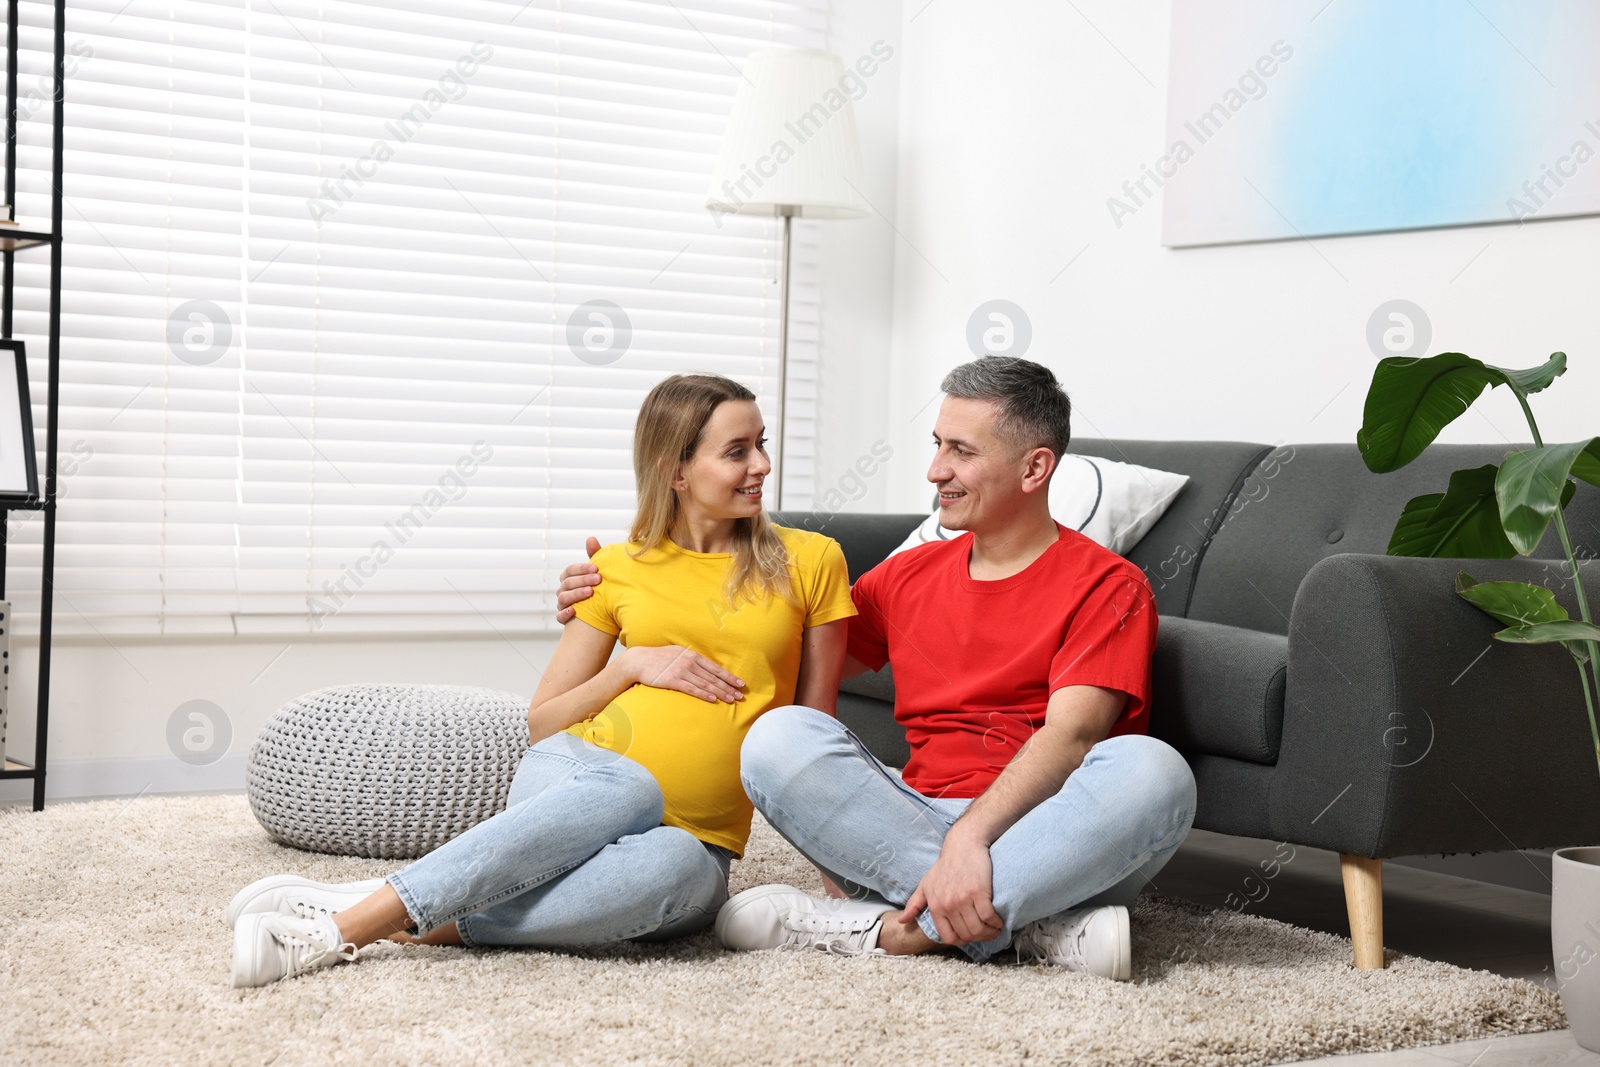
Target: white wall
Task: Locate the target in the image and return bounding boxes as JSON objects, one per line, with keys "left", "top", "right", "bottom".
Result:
{"left": 880, "top": 0, "right": 1600, "bottom": 513}
{"left": 810, "top": 0, "right": 904, "bottom": 515}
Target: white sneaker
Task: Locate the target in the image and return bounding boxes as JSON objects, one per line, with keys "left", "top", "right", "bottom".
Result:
{"left": 716, "top": 884, "right": 895, "bottom": 956}
{"left": 232, "top": 912, "right": 357, "bottom": 988}
{"left": 224, "top": 874, "right": 388, "bottom": 927}
{"left": 1011, "top": 905, "right": 1131, "bottom": 980}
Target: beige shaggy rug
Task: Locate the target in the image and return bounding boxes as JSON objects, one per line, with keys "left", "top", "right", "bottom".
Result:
{"left": 0, "top": 793, "right": 1563, "bottom": 1067}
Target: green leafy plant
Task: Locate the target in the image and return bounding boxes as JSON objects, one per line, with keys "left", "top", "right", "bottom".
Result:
{"left": 1358, "top": 351, "right": 1600, "bottom": 775}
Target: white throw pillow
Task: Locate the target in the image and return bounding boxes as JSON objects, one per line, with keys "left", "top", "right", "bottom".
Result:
{"left": 889, "top": 454, "right": 1190, "bottom": 559}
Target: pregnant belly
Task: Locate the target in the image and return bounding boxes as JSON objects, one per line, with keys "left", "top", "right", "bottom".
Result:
{"left": 571, "top": 688, "right": 750, "bottom": 831}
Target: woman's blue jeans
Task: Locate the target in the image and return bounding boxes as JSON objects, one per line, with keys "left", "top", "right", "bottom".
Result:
{"left": 386, "top": 732, "right": 732, "bottom": 947}
{"left": 739, "top": 705, "right": 1198, "bottom": 962}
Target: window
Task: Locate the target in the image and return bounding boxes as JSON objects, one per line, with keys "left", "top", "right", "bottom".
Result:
{"left": 6, "top": 0, "right": 825, "bottom": 636}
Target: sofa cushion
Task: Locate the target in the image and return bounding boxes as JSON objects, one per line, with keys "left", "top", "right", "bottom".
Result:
{"left": 1183, "top": 441, "right": 1600, "bottom": 636}
{"left": 1151, "top": 616, "right": 1287, "bottom": 764}
{"left": 1069, "top": 439, "right": 1279, "bottom": 619}
{"left": 840, "top": 662, "right": 895, "bottom": 705}
{"left": 836, "top": 689, "right": 910, "bottom": 769}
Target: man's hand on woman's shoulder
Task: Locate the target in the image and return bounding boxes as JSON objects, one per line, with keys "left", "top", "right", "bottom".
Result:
{"left": 555, "top": 535, "right": 603, "bottom": 624}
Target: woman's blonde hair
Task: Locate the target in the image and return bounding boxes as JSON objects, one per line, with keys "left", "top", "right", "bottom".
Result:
{"left": 630, "top": 373, "right": 793, "bottom": 607}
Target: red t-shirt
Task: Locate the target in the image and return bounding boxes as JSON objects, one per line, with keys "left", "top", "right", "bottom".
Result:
{"left": 846, "top": 522, "right": 1157, "bottom": 798}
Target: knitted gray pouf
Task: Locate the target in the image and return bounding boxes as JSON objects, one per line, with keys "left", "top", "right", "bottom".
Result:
{"left": 247, "top": 683, "right": 529, "bottom": 860}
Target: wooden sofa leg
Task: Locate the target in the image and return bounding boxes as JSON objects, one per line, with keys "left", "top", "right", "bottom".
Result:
{"left": 1340, "top": 854, "right": 1384, "bottom": 969}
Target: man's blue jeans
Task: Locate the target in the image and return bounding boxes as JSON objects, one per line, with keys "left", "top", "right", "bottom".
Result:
{"left": 739, "top": 705, "right": 1197, "bottom": 962}
{"left": 386, "top": 732, "right": 732, "bottom": 947}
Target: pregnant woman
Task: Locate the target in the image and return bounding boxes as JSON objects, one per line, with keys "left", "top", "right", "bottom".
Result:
{"left": 227, "top": 373, "right": 856, "bottom": 986}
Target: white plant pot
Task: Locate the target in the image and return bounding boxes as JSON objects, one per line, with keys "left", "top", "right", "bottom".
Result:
{"left": 1553, "top": 846, "right": 1600, "bottom": 1051}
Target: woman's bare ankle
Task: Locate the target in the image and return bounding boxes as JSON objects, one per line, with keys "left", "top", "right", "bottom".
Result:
{"left": 329, "top": 885, "right": 416, "bottom": 948}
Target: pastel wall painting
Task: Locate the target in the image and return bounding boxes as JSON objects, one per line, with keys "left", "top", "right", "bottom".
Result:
{"left": 1158, "top": 0, "right": 1600, "bottom": 247}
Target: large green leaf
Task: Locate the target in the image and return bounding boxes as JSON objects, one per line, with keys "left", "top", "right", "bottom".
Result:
{"left": 1358, "top": 352, "right": 1567, "bottom": 473}
{"left": 1456, "top": 572, "right": 1569, "bottom": 628}
{"left": 1359, "top": 354, "right": 1500, "bottom": 473}
{"left": 1387, "top": 492, "right": 1444, "bottom": 555}
{"left": 1484, "top": 351, "right": 1567, "bottom": 398}
{"left": 1387, "top": 465, "right": 1517, "bottom": 557}
{"left": 1496, "top": 438, "right": 1600, "bottom": 554}
{"left": 1493, "top": 619, "right": 1600, "bottom": 663}
{"left": 1574, "top": 438, "right": 1600, "bottom": 489}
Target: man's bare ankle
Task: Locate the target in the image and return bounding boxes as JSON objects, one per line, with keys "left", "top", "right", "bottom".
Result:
{"left": 877, "top": 919, "right": 937, "bottom": 957}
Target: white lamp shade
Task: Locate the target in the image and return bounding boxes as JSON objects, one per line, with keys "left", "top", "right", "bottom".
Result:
{"left": 706, "top": 49, "right": 870, "bottom": 219}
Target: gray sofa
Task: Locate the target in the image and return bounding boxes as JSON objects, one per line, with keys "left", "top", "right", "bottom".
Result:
{"left": 774, "top": 437, "right": 1600, "bottom": 969}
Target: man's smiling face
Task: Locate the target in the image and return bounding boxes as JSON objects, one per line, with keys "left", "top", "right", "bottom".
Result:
{"left": 927, "top": 396, "right": 1031, "bottom": 533}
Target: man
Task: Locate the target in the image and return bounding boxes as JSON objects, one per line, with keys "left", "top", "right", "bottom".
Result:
{"left": 556, "top": 356, "right": 1195, "bottom": 979}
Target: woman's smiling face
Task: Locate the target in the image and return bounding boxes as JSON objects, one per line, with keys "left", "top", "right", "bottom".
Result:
{"left": 673, "top": 399, "right": 771, "bottom": 521}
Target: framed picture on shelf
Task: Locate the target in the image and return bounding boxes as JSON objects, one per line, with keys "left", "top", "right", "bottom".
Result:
{"left": 0, "top": 340, "right": 39, "bottom": 505}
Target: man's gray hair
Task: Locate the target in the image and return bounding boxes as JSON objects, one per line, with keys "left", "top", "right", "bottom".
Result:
{"left": 940, "top": 356, "right": 1071, "bottom": 458}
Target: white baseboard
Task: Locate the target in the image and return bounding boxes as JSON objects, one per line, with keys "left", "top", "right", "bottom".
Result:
{"left": 0, "top": 753, "right": 246, "bottom": 803}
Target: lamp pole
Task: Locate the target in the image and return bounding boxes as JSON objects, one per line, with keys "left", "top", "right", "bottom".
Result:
{"left": 705, "top": 49, "right": 869, "bottom": 512}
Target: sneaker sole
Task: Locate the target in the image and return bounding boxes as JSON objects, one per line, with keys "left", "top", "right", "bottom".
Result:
{"left": 231, "top": 914, "right": 271, "bottom": 988}
{"left": 224, "top": 874, "right": 386, "bottom": 927}
{"left": 713, "top": 883, "right": 805, "bottom": 949}
{"left": 1108, "top": 906, "right": 1131, "bottom": 981}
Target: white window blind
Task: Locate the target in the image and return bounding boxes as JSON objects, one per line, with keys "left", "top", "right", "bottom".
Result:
{"left": 4, "top": 0, "right": 826, "bottom": 637}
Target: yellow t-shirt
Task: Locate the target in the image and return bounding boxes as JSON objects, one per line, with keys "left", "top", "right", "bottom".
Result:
{"left": 567, "top": 525, "right": 856, "bottom": 855}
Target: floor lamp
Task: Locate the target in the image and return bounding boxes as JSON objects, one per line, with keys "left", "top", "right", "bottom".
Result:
{"left": 706, "top": 49, "right": 869, "bottom": 509}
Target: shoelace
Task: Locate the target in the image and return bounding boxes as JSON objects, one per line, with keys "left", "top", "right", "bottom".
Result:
{"left": 1014, "top": 918, "right": 1086, "bottom": 967}
{"left": 263, "top": 915, "right": 358, "bottom": 977}
{"left": 776, "top": 911, "right": 887, "bottom": 956}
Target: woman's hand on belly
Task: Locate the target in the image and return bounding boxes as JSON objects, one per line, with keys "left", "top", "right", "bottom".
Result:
{"left": 622, "top": 645, "right": 746, "bottom": 704}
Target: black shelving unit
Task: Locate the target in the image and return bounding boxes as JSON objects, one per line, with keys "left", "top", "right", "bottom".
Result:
{"left": 0, "top": 0, "right": 65, "bottom": 811}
